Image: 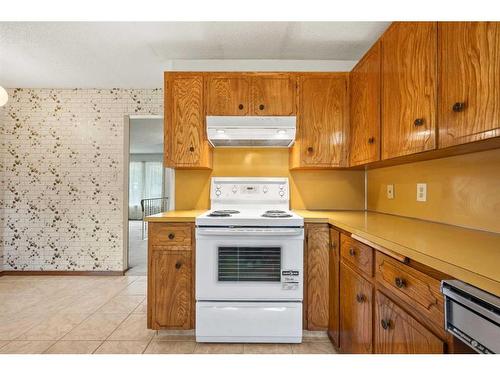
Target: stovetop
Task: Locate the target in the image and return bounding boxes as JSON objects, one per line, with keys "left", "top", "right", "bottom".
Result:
{"left": 196, "top": 208, "right": 304, "bottom": 227}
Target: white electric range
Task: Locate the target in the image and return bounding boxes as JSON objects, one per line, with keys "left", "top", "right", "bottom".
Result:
{"left": 195, "top": 177, "right": 304, "bottom": 343}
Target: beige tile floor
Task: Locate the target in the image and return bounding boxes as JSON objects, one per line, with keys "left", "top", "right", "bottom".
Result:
{"left": 0, "top": 275, "right": 337, "bottom": 354}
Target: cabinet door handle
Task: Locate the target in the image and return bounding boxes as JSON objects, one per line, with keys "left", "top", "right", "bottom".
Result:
{"left": 349, "top": 248, "right": 356, "bottom": 256}
{"left": 394, "top": 277, "right": 406, "bottom": 288}
{"left": 307, "top": 146, "right": 313, "bottom": 153}
{"left": 381, "top": 319, "right": 391, "bottom": 330}
{"left": 259, "top": 104, "right": 265, "bottom": 110}
{"left": 175, "top": 261, "right": 182, "bottom": 269}
{"left": 168, "top": 233, "right": 175, "bottom": 240}
{"left": 368, "top": 137, "right": 375, "bottom": 144}
{"left": 452, "top": 102, "right": 465, "bottom": 112}
{"left": 238, "top": 104, "right": 244, "bottom": 110}
{"left": 414, "top": 118, "right": 425, "bottom": 127}
{"left": 356, "top": 293, "right": 365, "bottom": 303}
{"left": 189, "top": 146, "right": 195, "bottom": 152}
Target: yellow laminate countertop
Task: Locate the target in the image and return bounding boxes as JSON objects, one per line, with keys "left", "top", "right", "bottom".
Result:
{"left": 294, "top": 210, "right": 500, "bottom": 296}
{"left": 144, "top": 210, "right": 206, "bottom": 222}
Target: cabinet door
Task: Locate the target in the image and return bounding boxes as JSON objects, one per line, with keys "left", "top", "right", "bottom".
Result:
{"left": 151, "top": 251, "right": 192, "bottom": 329}
{"left": 328, "top": 228, "right": 341, "bottom": 347}
{"left": 251, "top": 75, "right": 296, "bottom": 115}
{"left": 381, "top": 22, "right": 437, "bottom": 159}
{"left": 306, "top": 224, "right": 330, "bottom": 330}
{"left": 375, "top": 291, "right": 444, "bottom": 354}
{"left": 438, "top": 22, "right": 500, "bottom": 148}
{"left": 206, "top": 75, "right": 250, "bottom": 115}
{"left": 296, "top": 75, "right": 348, "bottom": 167}
{"left": 340, "top": 263, "right": 373, "bottom": 353}
{"left": 165, "top": 74, "right": 211, "bottom": 168}
{"left": 350, "top": 42, "right": 381, "bottom": 166}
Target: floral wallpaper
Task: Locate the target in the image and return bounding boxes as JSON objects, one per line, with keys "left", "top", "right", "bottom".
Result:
{"left": 0, "top": 88, "right": 163, "bottom": 271}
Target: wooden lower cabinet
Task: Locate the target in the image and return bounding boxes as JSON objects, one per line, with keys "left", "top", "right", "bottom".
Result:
{"left": 375, "top": 291, "right": 444, "bottom": 354}
{"left": 148, "top": 222, "right": 195, "bottom": 330}
{"left": 328, "top": 228, "right": 340, "bottom": 347}
{"left": 150, "top": 250, "right": 193, "bottom": 329}
{"left": 305, "top": 224, "right": 330, "bottom": 330}
{"left": 340, "top": 262, "right": 373, "bottom": 353}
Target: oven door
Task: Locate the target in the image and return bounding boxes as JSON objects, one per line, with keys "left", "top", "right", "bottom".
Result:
{"left": 196, "top": 227, "right": 304, "bottom": 301}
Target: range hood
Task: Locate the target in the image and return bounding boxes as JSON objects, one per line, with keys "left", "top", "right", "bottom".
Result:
{"left": 206, "top": 116, "right": 296, "bottom": 148}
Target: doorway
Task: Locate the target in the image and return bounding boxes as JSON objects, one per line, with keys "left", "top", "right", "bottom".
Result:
{"left": 123, "top": 115, "right": 174, "bottom": 276}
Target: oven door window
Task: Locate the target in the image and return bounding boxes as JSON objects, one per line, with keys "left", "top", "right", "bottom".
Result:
{"left": 218, "top": 247, "right": 281, "bottom": 282}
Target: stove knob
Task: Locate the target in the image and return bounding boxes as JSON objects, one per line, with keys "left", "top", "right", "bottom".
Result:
{"left": 279, "top": 191, "right": 285, "bottom": 197}
{"left": 216, "top": 184, "right": 222, "bottom": 189}
{"left": 215, "top": 190, "right": 221, "bottom": 196}
{"left": 279, "top": 185, "right": 285, "bottom": 190}
{"left": 232, "top": 186, "right": 238, "bottom": 193}
{"left": 263, "top": 186, "right": 268, "bottom": 193}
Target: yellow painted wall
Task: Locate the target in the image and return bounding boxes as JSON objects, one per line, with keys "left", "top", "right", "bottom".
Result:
{"left": 367, "top": 148, "right": 500, "bottom": 233}
{"left": 175, "top": 148, "right": 365, "bottom": 211}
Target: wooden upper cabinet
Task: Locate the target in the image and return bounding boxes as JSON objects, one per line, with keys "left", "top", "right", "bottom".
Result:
{"left": 206, "top": 75, "right": 251, "bottom": 115}
{"left": 340, "top": 263, "right": 373, "bottom": 353}
{"left": 381, "top": 22, "right": 437, "bottom": 159}
{"left": 438, "top": 22, "right": 500, "bottom": 148}
{"left": 164, "top": 73, "right": 212, "bottom": 169}
{"left": 290, "top": 74, "right": 349, "bottom": 169}
{"left": 306, "top": 224, "right": 330, "bottom": 330}
{"left": 349, "top": 42, "right": 381, "bottom": 166}
{"left": 375, "top": 291, "right": 444, "bottom": 354}
{"left": 251, "top": 75, "right": 296, "bottom": 115}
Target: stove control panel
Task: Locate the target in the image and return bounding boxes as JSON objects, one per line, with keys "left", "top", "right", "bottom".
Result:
{"left": 211, "top": 177, "right": 289, "bottom": 204}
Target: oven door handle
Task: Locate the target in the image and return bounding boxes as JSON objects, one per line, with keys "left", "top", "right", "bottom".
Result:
{"left": 196, "top": 228, "right": 304, "bottom": 236}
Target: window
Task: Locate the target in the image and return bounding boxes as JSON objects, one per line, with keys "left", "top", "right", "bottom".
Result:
{"left": 129, "top": 161, "right": 164, "bottom": 220}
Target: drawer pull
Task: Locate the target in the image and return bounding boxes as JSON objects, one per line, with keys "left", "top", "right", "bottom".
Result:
{"left": 349, "top": 248, "right": 356, "bottom": 256}
{"left": 238, "top": 104, "right": 244, "bottom": 110}
{"left": 307, "top": 146, "right": 314, "bottom": 153}
{"left": 259, "top": 104, "right": 265, "bottom": 110}
{"left": 189, "top": 146, "right": 195, "bottom": 152}
{"left": 381, "top": 319, "right": 391, "bottom": 330}
{"left": 356, "top": 293, "right": 365, "bottom": 303}
{"left": 395, "top": 277, "right": 407, "bottom": 289}
{"left": 168, "top": 233, "right": 175, "bottom": 240}
{"left": 452, "top": 102, "right": 465, "bottom": 112}
{"left": 175, "top": 261, "right": 182, "bottom": 269}
{"left": 414, "top": 118, "right": 425, "bottom": 127}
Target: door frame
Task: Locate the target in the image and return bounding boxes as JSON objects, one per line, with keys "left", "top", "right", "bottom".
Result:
{"left": 122, "top": 114, "right": 174, "bottom": 273}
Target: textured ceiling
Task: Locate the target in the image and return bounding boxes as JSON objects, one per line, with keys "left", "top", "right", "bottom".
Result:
{"left": 0, "top": 22, "right": 390, "bottom": 88}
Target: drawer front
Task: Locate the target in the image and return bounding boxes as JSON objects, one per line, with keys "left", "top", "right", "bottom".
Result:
{"left": 149, "top": 223, "right": 192, "bottom": 247}
{"left": 340, "top": 234, "right": 373, "bottom": 277}
{"left": 375, "top": 252, "right": 444, "bottom": 327}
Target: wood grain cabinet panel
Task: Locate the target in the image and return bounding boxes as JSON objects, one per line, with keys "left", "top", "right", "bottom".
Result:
{"left": 291, "top": 74, "right": 349, "bottom": 169}
{"left": 340, "top": 234, "right": 374, "bottom": 277}
{"left": 381, "top": 22, "right": 437, "bottom": 159}
{"left": 328, "top": 228, "right": 341, "bottom": 348}
{"left": 150, "top": 250, "right": 192, "bottom": 329}
{"left": 438, "top": 22, "right": 500, "bottom": 148}
{"left": 340, "top": 263, "right": 373, "bottom": 353}
{"left": 206, "top": 75, "right": 251, "bottom": 115}
{"left": 251, "top": 75, "right": 296, "bottom": 115}
{"left": 164, "top": 73, "right": 212, "bottom": 169}
{"left": 305, "top": 223, "right": 330, "bottom": 330}
{"left": 375, "top": 291, "right": 444, "bottom": 353}
{"left": 375, "top": 252, "right": 444, "bottom": 331}
{"left": 349, "top": 42, "right": 381, "bottom": 166}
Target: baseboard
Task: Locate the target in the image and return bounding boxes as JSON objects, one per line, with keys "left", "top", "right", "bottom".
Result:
{"left": 1, "top": 270, "right": 125, "bottom": 276}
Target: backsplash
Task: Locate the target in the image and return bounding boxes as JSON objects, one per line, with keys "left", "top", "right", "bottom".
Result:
{"left": 0, "top": 88, "right": 162, "bottom": 271}
{"left": 367, "top": 148, "right": 500, "bottom": 233}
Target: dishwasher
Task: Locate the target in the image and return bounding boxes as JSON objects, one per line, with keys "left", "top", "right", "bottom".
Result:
{"left": 441, "top": 280, "right": 500, "bottom": 354}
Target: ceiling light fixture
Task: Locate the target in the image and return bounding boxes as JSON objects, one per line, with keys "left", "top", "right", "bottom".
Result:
{"left": 0, "top": 86, "right": 8, "bottom": 107}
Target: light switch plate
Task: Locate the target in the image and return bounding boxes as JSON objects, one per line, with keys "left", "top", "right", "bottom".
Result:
{"left": 417, "top": 183, "right": 427, "bottom": 202}
{"left": 387, "top": 184, "right": 394, "bottom": 199}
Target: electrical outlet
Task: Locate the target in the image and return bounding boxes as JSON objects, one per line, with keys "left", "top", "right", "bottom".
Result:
{"left": 417, "top": 183, "right": 427, "bottom": 202}
{"left": 387, "top": 184, "right": 394, "bottom": 199}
